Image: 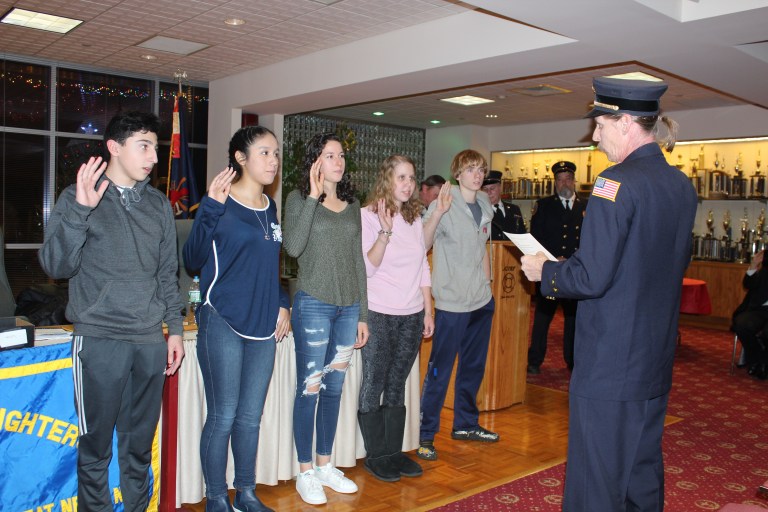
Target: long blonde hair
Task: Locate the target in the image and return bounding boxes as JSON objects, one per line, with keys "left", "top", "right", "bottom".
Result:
{"left": 365, "top": 155, "right": 422, "bottom": 225}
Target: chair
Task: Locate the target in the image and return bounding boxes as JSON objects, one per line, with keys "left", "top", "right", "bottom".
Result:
{"left": 720, "top": 504, "right": 767, "bottom": 511}
{"left": 731, "top": 334, "right": 752, "bottom": 375}
{"left": 0, "top": 230, "right": 17, "bottom": 317}
{"left": 719, "top": 478, "right": 768, "bottom": 510}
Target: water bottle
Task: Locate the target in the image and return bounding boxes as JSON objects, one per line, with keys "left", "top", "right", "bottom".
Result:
{"left": 185, "top": 276, "right": 201, "bottom": 325}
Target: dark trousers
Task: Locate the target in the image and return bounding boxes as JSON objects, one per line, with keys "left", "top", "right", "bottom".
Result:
{"left": 72, "top": 335, "right": 167, "bottom": 512}
{"left": 419, "top": 298, "right": 494, "bottom": 441}
{"left": 359, "top": 310, "right": 424, "bottom": 413}
{"left": 564, "top": 393, "right": 669, "bottom": 512}
{"left": 528, "top": 293, "right": 576, "bottom": 367}
{"left": 732, "top": 308, "right": 768, "bottom": 365}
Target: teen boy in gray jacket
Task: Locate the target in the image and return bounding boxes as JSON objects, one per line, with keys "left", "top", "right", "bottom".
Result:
{"left": 417, "top": 149, "right": 498, "bottom": 462}
{"left": 39, "top": 111, "right": 184, "bottom": 511}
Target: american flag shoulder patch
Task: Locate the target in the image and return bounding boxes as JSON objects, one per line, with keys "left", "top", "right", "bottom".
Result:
{"left": 592, "top": 177, "right": 621, "bottom": 201}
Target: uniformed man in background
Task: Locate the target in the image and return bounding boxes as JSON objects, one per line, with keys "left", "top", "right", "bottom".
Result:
{"left": 527, "top": 161, "right": 585, "bottom": 374}
{"left": 481, "top": 170, "right": 526, "bottom": 239}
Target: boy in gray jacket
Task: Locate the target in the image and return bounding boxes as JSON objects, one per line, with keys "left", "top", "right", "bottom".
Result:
{"left": 39, "top": 111, "right": 184, "bottom": 511}
{"left": 417, "top": 149, "right": 497, "bottom": 461}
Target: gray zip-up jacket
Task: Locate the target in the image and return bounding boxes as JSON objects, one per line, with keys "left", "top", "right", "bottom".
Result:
{"left": 39, "top": 175, "right": 184, "bottom": 341}
{"left": 426, "top": 185, "right": 493, "bottom": 312}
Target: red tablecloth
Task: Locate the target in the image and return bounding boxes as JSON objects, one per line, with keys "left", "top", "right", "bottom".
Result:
{"left": 680, "top": 277, "right": 712, "bottom": 315}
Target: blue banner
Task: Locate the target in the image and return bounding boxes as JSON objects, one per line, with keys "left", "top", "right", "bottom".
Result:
{"left": 0, "top": 343, "right": 157, "bottom": 512}
{"left": 167, "top": 94, "right": 201, "bottom": 218}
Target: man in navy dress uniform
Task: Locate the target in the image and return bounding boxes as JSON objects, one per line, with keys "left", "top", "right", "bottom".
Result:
{"left": 521, "top": 77, "right": 697, "bottom": 512}
{"left": 481, "top": 170, "right": 526, "bottom": 239}
{"left": 527, "top": 161, "right": 586, "bottom": 374}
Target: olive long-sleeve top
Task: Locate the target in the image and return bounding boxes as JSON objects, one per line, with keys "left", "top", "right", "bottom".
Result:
{"left": 283, "top": 190, "right": 368, "bottom": 322}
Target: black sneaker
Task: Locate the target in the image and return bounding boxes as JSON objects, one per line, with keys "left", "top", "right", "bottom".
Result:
{"left": 416, "top": 440, "right": 437, "bottom": 460}
{"left": 451, "top": 426, "right": 499, "bottom": 443}
{"left": 527, "top": 364, "right": 541, "bottom": 375}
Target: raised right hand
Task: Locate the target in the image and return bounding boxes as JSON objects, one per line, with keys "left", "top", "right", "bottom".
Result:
{"left": 435, "top": 182, "right": 453, "bottom": 215}
{"left": 376, "top": 198, "right": 393, "bottom": 232}
{"left": 308, "top": 158, "right": 325, "bottom": 199}
{"left": 209, "top": 167, "right": 236, "bottom": 204}
{"left": 75, "top": 157, "right": 109, "bottom": 208}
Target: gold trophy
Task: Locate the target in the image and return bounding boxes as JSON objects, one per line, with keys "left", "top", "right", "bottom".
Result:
{"left": 723, "top": 210, "right": 731, "bottom": 240}
{"left": 740, "top": 208, "right": 749, "bottom": 242}
{"left": 706, "top": 210, "right": 714, "bottom": 238}
{"left": 737, "top": 208, "right": 750, "bottom": 263}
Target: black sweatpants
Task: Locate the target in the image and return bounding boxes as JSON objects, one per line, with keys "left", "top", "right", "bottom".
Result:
{"left": 72, "top": 335, "right": 167, "bottom": 512}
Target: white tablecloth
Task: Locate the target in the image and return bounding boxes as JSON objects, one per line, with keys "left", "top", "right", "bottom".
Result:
{"left": 175, "top": 331, "right": 421, "bottom": 506}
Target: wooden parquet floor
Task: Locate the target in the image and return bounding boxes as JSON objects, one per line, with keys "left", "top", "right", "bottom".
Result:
{"left": 180, "top": 384, "right": 569, "bottom": 512}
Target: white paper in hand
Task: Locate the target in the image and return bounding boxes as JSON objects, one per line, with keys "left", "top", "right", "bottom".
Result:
{"left": 503, "top": 233, "right": 558, "bottom": 261}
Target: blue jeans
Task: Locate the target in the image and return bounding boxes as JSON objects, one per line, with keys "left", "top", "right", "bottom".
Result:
{"left": 291, "top": 291, "right": 359, "bottom": 464}
{"left": 196, "top": 304, "right": 276, "bottom": 499}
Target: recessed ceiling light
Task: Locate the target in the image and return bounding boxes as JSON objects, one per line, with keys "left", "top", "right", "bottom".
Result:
{"left": 430, "top": 120, "right": 441, "bottom": 124}
{"left": 605, "top": 72, "right": 663, "bottom": 81}
{"left": 0, "top": 8, "right": 82, "bottom": 34}
{"left": 372, "top": 111, "right": 384, "bottom": 116}
{"left": 440, "top": 95, "right": 495, "bottom": 106}
{"left": 485, "top": 114, "right": 498, "bottom": 118}
{"left": 138, "top": 36, "right": 209, "bottom": 56}
{"left": 224, "top": 18, "right": 246, "bottom": 26}
{"left": 141, "top": 54, "right": 157, "bottom": 61}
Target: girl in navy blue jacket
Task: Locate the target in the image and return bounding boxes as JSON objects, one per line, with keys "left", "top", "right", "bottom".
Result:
{"left": 184, "top": 126, "right": 290, "bottom": 512}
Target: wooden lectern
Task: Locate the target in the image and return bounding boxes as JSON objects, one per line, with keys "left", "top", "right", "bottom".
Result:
{"left": 420, "top": 241, "right": 532, "bottom": 411}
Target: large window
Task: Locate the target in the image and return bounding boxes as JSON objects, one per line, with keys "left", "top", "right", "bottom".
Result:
{"left": 56, "top": 69, "right": 153, "bottom": 135}
{"left": 0, "top": 58, "right": 208, "bottom": 297}
{"left": 1, "top": 60, "right": 50, "bottom": 130}
{"left": 1, "top": 133, "right": 47, "bottom": 243}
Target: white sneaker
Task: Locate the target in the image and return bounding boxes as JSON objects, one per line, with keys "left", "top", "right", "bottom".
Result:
{"left": 314, "top": 463, "right": 358, "bottom": 494}
{"left": 296, "top": 469, "right": 327, "bottom": 505}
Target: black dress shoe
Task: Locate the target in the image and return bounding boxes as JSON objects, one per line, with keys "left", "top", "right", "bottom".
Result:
{"left": 527, "top": 365, "right": 541, "bottom": 375}
{"left": 234, "top": 489, "right": 274, "bottom": 512}
{"left": 205, "top": 495, "right": 234, "bottom": 512}
{"left": 752, "top": 363, "right": 768, "bottom": 380}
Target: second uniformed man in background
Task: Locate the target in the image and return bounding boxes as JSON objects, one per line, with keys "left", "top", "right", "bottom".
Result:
{"left": 481, "top": 170, "right": 526, "bottom": 239}
{"left": 527, "top": 161, "right": 585, "bottom": 374}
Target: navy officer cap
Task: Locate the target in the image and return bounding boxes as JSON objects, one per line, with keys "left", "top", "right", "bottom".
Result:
{"left": 482, "top": 170, "right": 503, "bottom": 187}
{"left": 585, "top": 77, "right": 668, "bottom": 118}
{"left": 552, "top": 161, "right": 576, "bottom": 175}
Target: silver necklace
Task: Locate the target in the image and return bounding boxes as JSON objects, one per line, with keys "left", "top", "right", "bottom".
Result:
{"left": 253, "top": 195, "right": 270, "bottom": 241}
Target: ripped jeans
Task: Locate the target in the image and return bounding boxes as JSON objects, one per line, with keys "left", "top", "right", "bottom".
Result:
{"left": 291, "top": 290, "right": 360, "bottom": 464}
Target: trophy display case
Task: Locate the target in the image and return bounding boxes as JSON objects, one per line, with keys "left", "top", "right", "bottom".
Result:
{"left": 492, "top": 135, "right": 768, "bottom": 264}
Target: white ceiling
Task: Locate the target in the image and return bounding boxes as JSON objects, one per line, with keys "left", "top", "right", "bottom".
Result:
{"left": 2, "top": 0, "right": 767, "bottom": 129}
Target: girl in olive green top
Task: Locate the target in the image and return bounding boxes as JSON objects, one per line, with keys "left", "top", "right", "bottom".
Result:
{"left": 283, "top": 132, "right": 368, "bottom": 506}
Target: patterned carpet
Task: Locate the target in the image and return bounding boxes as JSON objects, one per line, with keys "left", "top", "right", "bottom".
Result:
{"left": 433, "top": 314, "right": 768, "bottom": 511}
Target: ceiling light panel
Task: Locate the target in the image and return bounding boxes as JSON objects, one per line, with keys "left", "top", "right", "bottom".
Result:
{"left": 440, "top": 95, "right": 495, "bottom": 106}
{"left": 0, "top": 8, "right": 82, "bottom": 34}
{"left": 605, "top": 71, "right": 663, "bottom": 81}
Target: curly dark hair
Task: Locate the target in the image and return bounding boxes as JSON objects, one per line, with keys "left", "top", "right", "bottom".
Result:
{"left": 299, "top": 132, "right": 357, "bottom": 203}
